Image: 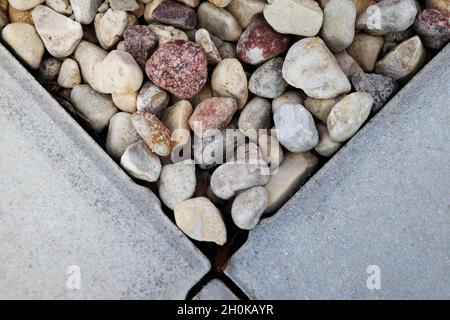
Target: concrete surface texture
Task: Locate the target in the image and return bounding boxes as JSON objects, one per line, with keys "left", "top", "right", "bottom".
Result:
{"left": 0, "top": 44, "right": 210, "bottom": 299}
{"left": 225, "top": 44, "right": 450, "bottom": 299}
{"left": 192, "top": 279, "right": 239, "bottom": 300}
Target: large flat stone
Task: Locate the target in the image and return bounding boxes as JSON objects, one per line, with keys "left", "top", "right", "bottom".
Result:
{"left": 0, "top": 44, "right": 210, "bottom": 299}
{"left": 225, "top": 45, "right": 450, "bottom": 299}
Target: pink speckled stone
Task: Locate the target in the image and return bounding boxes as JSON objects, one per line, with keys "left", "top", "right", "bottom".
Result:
{"left": 413, "top": 9, "right": 450, "bottom": 49}
{"left": 124, "top": 25, "right": 158, "bottom": 68}
{"left": 145, "top": 40, "right": 208, "bottom": 99}
{"left": 237, "top": 18, "right": 290, "bottom": 65}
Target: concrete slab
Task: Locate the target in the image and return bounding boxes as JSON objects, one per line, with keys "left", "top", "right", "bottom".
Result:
{"left": 192, "top": 280, "right": 239, "bottom": 300}
{"left": 0, "top": 44, "right": 210, "bottom": 299}
{"left": 225, "top": 45, "right": 450, "bottom": 299}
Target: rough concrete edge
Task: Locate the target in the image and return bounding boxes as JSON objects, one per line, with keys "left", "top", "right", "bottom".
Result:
{"left": 225, "top": 44, "right": 450, "bottom": 291}
{"left": 0, "top": 43, "right": 212, "bottom": 298}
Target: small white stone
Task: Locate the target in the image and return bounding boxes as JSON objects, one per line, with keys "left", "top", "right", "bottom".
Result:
{"left": 148, "top": 24, "right": 188, "bottom": 46}
{"left": 74, "top": 41, "right": 108, "bottom": 91}
{"left": 94, "top": 8, "right": 129, "bottom": 50}
{"left": 231, "top": 186, "right": 268, "bottom": 230}
{"left": 57, "top": 58, "right": 81, "bottom": 88}
{"left": 111, "top": 91, "right": 138, "bottom": 113}
{"left": 106, "top": 112, "right": 141, "bottom": 160}
{"left": 314, "top": 123, "right": 342, "bottom": 157}
{"left": 120, "top": 140, "right": 162, "bottom": 183}
{"left": 46, "top": 0, "right": 72, "bottom": 15}
{"left": 8, "top": 0, "right": 44, "bottom": 10}
{"left": 272, "top": 90, "right": 304, "bottom": 114}
{"left": 70, "top": 0, "right": 102, "bottom": 24}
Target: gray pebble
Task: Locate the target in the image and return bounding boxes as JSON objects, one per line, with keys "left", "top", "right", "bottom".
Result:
{"left": 249, "top": 58, "right": 288, "bottom": 99}
{"left": 120, "top": 140, "right": 162, "bottom": 183}
{"left": 231, "top": 186, "right": 269, "bottom": 230}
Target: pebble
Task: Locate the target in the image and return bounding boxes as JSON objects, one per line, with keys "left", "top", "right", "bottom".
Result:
{"left": 197, "top": 1, "right": 242, "bottom": 41}
{"left": 8, "top": 0, "right": 44, "bottom": 10}
{"left": 249, "top": 58, "right": 288, "bottom": 99}
{"left": 148, "top": 24, "right": 188, "bottom": 46}
{"left": 45, "top": 0, "right": 72, "bottom": 15}
{"left": 356, "top": 0, "right": 418, "bottom": 35}
{"left": 263, "top": 0, "right": 323, "bottom": 36}
{"left": 351, "top": 72, "right": 398, "bottom": 113}
{"left": 32, "top": 5, "right": 83, "bottom": 58}
{"left": 257, "top": 133, "right": 284, "bottom": 173}
{"left": 304, "top": 96, "right": 338, "bottom": 123}
{"left": 273, "top": 103, "right": 319, "bottom": 153}
{"left": 37, "top": 57, "right": 61, "bottom": 81}
{"left": 346, "top": 33, "right": 384, "bottom": 72}
{"left": 131, "top": 111, "right": 173, "bottom": 157}
{"left": 70, "top": 84, "right": 119, "bottom": 131}
{"left": 1, "top": 22, "right": 44, "bottom": 69}
{"left": 375, "top": 35, "right": 426, "bottom": 80}
{"left": 218, "top": 41, "right": 237, "bottom": 59}
{"left": 264, "top": 152, "right": 318, "bottom": 213}
{"left": 123, "top": 25, "right": 158, "bottom": 68}
{"left": 105, "top": 112, "right": 141, "bottom": 160}
{"left": 174, "top": 197, "right": 227, "bottom": 245}
{"left": 93, "top": 50, "right": 144, "bottom": 95}
{"left": 161, "top": 100, "right": 193, "bottom": 145}
{"left": 327, "top": 92, "right": 373, "bottom": 142}
{"left": 211, "top": 58, "right": 248, "bottom": 109}
{"left": 158, "top": 160, "right": 196, "bottom": 210}
{"left": 143, "top": 0, "right": 164, "bottom": 23}
{"left": 111, "top": 91, "right": 138, "bottom": 113}
{"left": 8, "top": 5, "right": 33, "bottom": 24}
{"left": 238, "top": 97, "right": 271, "bottom": 140}
{"left": 426, "top": 0, "right": 450, "bottom": 16}
{"left": 136, "top": 82, "right": 170, "bottom": 116}
{"left": 236, "top": 18, "right": 289, "bottom": 65}
{"left": 334, "top": 51, "right": 363, "bottom": 78}
{"left": 146, "top": 40, "right": 208, "bottom": 99}
{"left": 272, "top": 90, "right": 303, "bottom": 114}
{"left": 189, "top": 97, "right": 238, "bottom": 136}
{"left": 57, "top": 58, "right": 81, "bottom": 88}
{"left": 227, "top": 0, "right": 265, "bottom": 29}
{"left": 74, "top": 41, "right": 108, "bottom": 91}
{"left": 233, "top": 142, "right": 265, "bottom": 164}
{"left": 231, "top": 186, "right": 268, "bottom": 230}
{"left": 94, "top": 9, "right": 128, "bottom": 50}
{"left": 70, "top": 0, "right": 101, "bottom": 24}
{"left": 152, "top": 0, "right": 196, "bottom": 30}
{"left": 282, "top": 37, "right": 351, "bottom": 99}
{"left": 109, "top": 0, "right": 139, "bottom": 11}
{"left": 314, "top": 123, "right": 342, "bottom": 157}
{"left": 195, "top": 28, "right": 222, "bottom": 64}
{"left": 320, "top": 0, "right": 356, "bottom": 52}
{"left": 210, "top": 160, "right": 270, "bottom": 200}
{"left": 120, "top": 140, "right": 162, "bottom": 183}
{"left": 413, "top": 9, "right": 450, "bottom": 50}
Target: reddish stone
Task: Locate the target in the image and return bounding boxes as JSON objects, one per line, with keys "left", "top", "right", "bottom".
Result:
{"left": 124, "top": 25, "right": 158, "bottom": 68}
{"left": 152, "top": 0, "right": 197, "bottom": 30}
{"left": 237, "top": 18, "right": 290, "bottom": 65}
{"left": 188, "top": 97, "right": 238, "bottom": 136}
{"left": 145, "top": 40, "right": 208, "bottom": 99}
{"left": 413, "top": 9, "right": 450, "bottom": 49}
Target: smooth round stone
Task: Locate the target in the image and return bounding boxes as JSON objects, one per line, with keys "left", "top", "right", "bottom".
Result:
{"left": 231, "top": 186, "right": 268, "bottom": 230}
{"left": 197, "top": 2, "right": 242, "bottom": 41}
{"left": 146, "top": 40, "right": 208, "bottom": 99}
{"left": 120, "top": 140, "right": 162, "bottom": 183}
{"left": 110, "top": 0, "right": 139, "bottom": 11}
{"left": 136, "top": 82, "right": 170, "bottom": 116}
{"left": 148, "top": 24, "right": 188, "bottom": 45}
{"left": 263, "top": 0, "right": 323, "bottom": 36}
{"left": 304, "top": 96, "right": 338, "bottom": 123}
{"left": 210, "top": 161, "right": 270, "bottom": 200}
{"left": 320, "top": 0, "right": 356, "bottom": 53}
{"left": 94, "top": 8, "right": 128, "bottom": 50}
{"left": 346, "top": 33, "right": 384, "bottom": 72}
{"left": 38, "top": 57, "right": 61, "bottom": 81}
{"left": 70, "top": 84, "right": 119, "bottom": 131}
{"left": 272, "top": 90, "right": 304, "bottom": 114}
{"left": 283, "top": 37, "right": 351, "bottom": 99}
{"left": 111, "top": 91, "right": 138, "bottom": 113}
{"left": 8, "top": 0, "right": 44, "bottom": 10}
{"left": 8, "top": 5, "right": 33, "bottom": 24}
{"left": 356, "top": 0, "right": 418, "bottom": 35}
{"left": 351, "top": 72, "right": 398, "bottom": 113}
{"left": 158, "top": 160, "right": 196, "bottom": 210}
{"left": 124, "top": 25, "right": 158, "bottom": 68}
{"left": 211, "top": 58, "right": 248, "bottom": 109}
{"left": 46, "top": 0, "right": 72, "bottom": 15}
{"left": 32, "top": 5, "right": 83, "bottom": 58}
{"left": 314, "top": 123, "right": 342, "bottom": 157}
{"left": 274, "top": 103, "right": 319, "bottom": 153}
{"left": 227, "top": 0, "right": 265, "bottom": 29}
{"left": 249, "top": 58, "right": 288, "bottom": 99}
{"left": 195, "top": 28, "right": 222, "bottom": 64}
{"left": 189, "top": 97, "right": 238, "bottom": 136}
{"left": 70, "top": 0, "right": 101, "bottom": 24}
{"left": 131, "top": 111, "right": 173, "bottom": 157}
{"left": 238, "top": 97, "right": 271, "bottom": 140}
{"left": 426, "top": 0, "right": 450, "bottom": 16}
{"left": 334, "top": 50, "right": 363, "bottom": 78}
{"left": 375, "top": 36, "right": 426, "bottom": 80}
{"left": 413, "top": 9, "right": 450, "bottom": 50}
{"left": 236, "top": 18, "right": 289, "bottom": 65}
{"left": 58, "top": 58, "right": 81, "bottom": 88}
{"left": 106, "top": 112, "right": 141, "bottom": 160}
{"left": 74, "top": 41, "right": 108, "bottom": 91}
{"left": 162, "top": 100, "right": 193, "bottom": 145}
{"left": 327, "top": 92, "right": 373, "bottom": 142}
{"left": 1, "top": 23, "right": 44, "bottom": 69}
{"left": 174, "top": 197, "right": 227, "bottom": 245}
{"left": 257, "top": 133, "right": 284, "bottom": 173}
{"left": 93, "top": 50, "right": 143, "bottom": 95}
{"left": 152, "top": 0, "right": 196, "bottom": 30}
